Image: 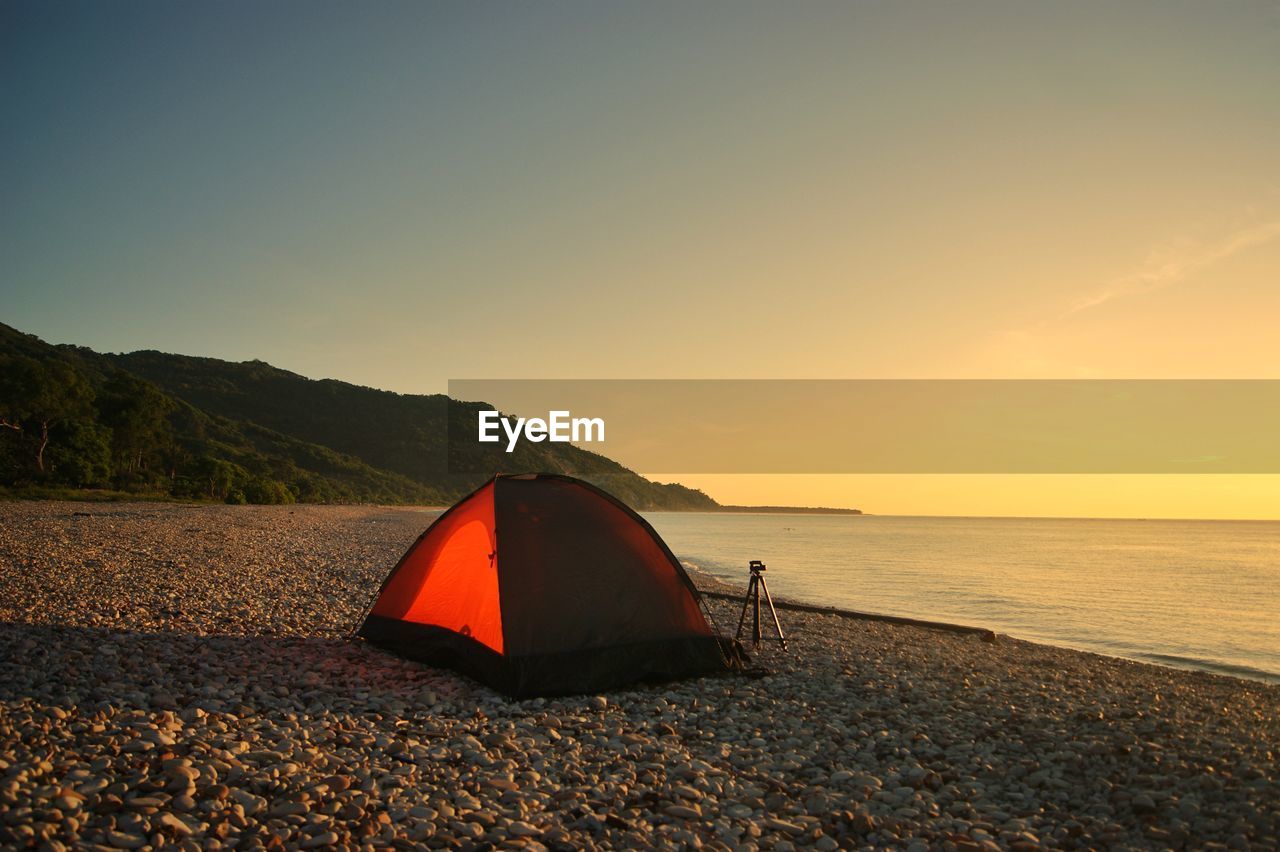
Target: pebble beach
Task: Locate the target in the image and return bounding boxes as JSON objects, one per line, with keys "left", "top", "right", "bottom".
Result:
{"left": 1, "top": 502, "right": 1277, "bottom": 851}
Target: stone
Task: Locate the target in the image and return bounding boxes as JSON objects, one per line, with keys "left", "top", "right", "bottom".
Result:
{"left": 268, "top": 801, "right": 308, "bottom": 818}
{"left": 156, "top": 813, "right": 193, "bottom": 835}
{"left": 105, "top": 831, "right": 147, "bottom": 849}
{"left": 665, "top": 804, "right": 702, "bottom": 820}
{"left": 302, "top": 831, "right": 339, "bottom": 848}
{"left": 509, "top": 821, "right": 541, "bottom": 836}
{"left": 764, "top": 818, "right": 803, "bottom": 835}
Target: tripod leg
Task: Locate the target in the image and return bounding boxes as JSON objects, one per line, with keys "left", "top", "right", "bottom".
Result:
{"left": 752, "top": 578, "right": 762, "bottom": 646}
{"left": 759, "top": 576, "right": 788, "bottom": 651}
{"left": 735, "top": 575, "right": 754, "bottom": 641}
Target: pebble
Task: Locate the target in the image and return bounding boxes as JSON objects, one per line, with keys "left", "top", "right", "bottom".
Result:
{"left": 104, "top": 830, "right": 146, "bottom": 849}
{"left": 268, "top": 801, "right": 307, "bottom": 818}
{"left": 665, "top": 804, "right": 702, "bottom": 820}
{"left": 764, "top": 817, "right": 804, "bottom": 835}
{"left": 508, "top": 821, "right": 541, "bottom": 836}
{"left": 301, "top": 831, "right": 338, "bottom": 848}
{"left": 155, "top": 813, "right": 193, "bottom": 835}
{"left": 0, "top": 502, "right": 1276, "bottom": 851}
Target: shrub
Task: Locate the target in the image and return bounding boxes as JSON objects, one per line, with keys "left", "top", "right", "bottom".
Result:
{"left": 244, "top": 477, "right": 295, "bottom": 505}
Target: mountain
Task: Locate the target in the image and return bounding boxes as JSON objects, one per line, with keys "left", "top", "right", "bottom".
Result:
{"left": 0, "top": 322, "right": 716, "bottom": 509}
{"left": 103, "top": 348, "right": 716, "bottom": 509}
{"left": 1, "top": 324, "right": 443, "bottom": 504}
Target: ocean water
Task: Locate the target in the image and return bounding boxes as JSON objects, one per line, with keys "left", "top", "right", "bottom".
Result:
{"left": 643, "top": 513, "right": 1280, "bottom": 684}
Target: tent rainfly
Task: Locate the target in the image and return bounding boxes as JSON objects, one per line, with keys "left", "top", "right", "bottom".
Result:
{"left": 358, "top": 473, "right": 737, "bottom": 696}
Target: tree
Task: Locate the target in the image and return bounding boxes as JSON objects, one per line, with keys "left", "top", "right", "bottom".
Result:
{"left": 184, "top": 455, "right": 247, "bottom": 501}
{"left": 98, "top": 371, "right": 175, "bottom": 487}
{"left": 47, "top": 420, "right": 112, "bottom": 487}
{"left": 244, "top": 476, "right": 295, "bottom": 505}
{"left": 0, "top": 355, "right": 96, "bottom": 476}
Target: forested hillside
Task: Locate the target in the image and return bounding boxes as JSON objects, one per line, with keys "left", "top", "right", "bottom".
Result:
{"left": 0, "top": 323, "right": 716, "bottom": 509}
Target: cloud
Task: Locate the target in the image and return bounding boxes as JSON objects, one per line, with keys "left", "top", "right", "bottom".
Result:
{"left": 1063, "top": 219, "right": 1280, "bottom": 318}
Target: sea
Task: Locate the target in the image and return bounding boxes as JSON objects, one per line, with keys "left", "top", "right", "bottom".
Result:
{"left": 642, "top": 513, "right": 1280, "bottom": 684}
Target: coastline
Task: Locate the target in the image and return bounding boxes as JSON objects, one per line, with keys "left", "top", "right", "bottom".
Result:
{"left": 685, "top": 569, "right": 991, "bottom": 638}
{"left": 1, "top": 502, "right": 1276, "bottom": 849}
{"left": 680, "top": 565, "right": 1280, "bottom": 687}
{"left": 708, "top": 507, "right": 863, "bottom": 516}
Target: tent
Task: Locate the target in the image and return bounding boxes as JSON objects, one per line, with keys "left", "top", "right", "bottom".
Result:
{"left": 358, "top": 473, "right": 737, "bottom": 696}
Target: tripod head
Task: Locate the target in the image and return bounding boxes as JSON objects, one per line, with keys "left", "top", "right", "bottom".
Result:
{"left": 749, "top": 559, "right": 767, "bottom": 576}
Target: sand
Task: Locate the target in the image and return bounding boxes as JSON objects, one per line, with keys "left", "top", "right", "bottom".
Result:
{"left": 0, "top": 502, "right": 1276, "bottom": 850}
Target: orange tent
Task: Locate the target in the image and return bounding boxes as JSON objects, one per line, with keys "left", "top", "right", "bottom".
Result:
{"left": 359, "top": 474, "right": 736, "bottom": 696}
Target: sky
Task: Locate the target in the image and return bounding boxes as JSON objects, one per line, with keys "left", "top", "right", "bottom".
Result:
{"left": 4, "top": 2, "right": 1280, "bottom": 517}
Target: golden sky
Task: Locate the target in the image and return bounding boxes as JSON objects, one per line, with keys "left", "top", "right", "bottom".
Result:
{"left": 664, "top": 475, "right": 1280, "bottom": 520}
{"left": 5, "top": 3, "right": 1279, "bottom": 517}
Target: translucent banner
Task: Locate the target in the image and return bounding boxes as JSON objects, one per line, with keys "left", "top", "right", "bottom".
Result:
{"left": 446, "top": 380, "right": 1280, "bottom": 473}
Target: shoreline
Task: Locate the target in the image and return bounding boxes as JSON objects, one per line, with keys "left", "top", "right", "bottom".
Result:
{"left": 9, "top": 493, "right": 1280, "bottom": 524}
{"left": 682, "top": 566, "right": 1280, "bottom": 688}
{"left": 684, "top": 568, "right": 989, "bottom": 637}
{"left": 2, "top": 502, "right": 1277, "bottom": 850}
{"left": 708, "top": 507, "right": 863, "bottom": 516}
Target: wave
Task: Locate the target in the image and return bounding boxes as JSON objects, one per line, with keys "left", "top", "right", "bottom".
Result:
{"left": 1140, "top": 653, "right": 1280, "bottom": 684}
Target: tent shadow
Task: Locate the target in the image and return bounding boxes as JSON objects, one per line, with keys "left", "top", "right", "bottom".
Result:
{"left": 0, "top": 619, "right": 494, "bottom": 716}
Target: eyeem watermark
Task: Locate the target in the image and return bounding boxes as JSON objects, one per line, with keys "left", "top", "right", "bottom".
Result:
{"left": 453, "top": 379, "right": 1280, "bottom": 473}
{"left": 478, "top": 410, "right": 605, "bottom": 453}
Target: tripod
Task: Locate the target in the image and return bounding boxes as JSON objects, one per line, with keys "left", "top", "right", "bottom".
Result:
{"left": 735, "top": 560, "right": 788, "bottom": 650}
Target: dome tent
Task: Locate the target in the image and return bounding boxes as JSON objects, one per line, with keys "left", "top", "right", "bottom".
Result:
{"left": 358, "top": 473, "right": 737, "bottom": 697}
